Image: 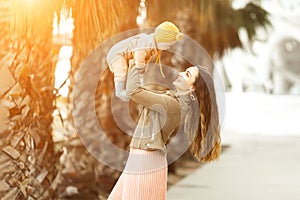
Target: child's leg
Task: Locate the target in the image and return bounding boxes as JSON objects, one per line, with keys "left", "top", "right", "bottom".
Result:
{"left": 110, "top": 56, "right": 128, "bottom": 82}
{"left": 109, "top": 56, "right": 129, "bottom": 101}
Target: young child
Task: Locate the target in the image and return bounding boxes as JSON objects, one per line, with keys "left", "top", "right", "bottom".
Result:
{"left": 106, "top": 21, "right": 183, "bottom": 101}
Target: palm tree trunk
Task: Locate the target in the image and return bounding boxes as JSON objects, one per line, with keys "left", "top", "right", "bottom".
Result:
{"left": 59, "top": 1, "right": 140, "bottom": 198}
{"left": 0, "top": 0, "right": 60, "bottom": 199}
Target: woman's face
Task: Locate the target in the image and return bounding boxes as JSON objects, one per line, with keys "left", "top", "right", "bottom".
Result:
{"left": 173, "top": 66, "right": 199, "bottom": 92}
{"left": 157, "top": 41, "right": 176, "bottom": 50}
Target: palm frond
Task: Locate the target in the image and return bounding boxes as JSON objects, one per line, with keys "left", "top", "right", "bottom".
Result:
{"left": 147, "top": 0, "right": 270, "bottom": 57}
{"left": 236, "top": 2, "right": 271, "bottom": 41}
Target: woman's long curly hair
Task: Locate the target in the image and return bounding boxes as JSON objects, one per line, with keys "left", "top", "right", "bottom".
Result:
{"left": 189, "top": 65, "right": 221, "bottom": 162}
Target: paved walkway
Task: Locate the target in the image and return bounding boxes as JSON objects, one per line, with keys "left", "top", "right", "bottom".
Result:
{"left": 167, "top": 132, "right": 300, "bottom": 200}
{"left": 167, "top": 93, "right": 300, "bottom": 200}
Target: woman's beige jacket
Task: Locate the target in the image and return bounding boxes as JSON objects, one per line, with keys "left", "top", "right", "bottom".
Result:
{"left": 126, "top": 67, "right": 181, "bottom": 153}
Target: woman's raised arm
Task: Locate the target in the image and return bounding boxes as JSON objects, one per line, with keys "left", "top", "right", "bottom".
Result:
{"left": 126, "top": 67, "right": 180, "bottom": 115}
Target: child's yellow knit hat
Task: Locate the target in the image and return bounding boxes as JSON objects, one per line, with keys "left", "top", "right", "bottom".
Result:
{"left": 154, "top": 21, "right": 183, "bottom": 42}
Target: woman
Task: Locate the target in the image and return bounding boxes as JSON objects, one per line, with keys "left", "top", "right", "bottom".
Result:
{"left": 107, "top": 64, "right": 221, "bottom": 200}
{"left": 107, "top": 21, "right": 183, "bottom": 101}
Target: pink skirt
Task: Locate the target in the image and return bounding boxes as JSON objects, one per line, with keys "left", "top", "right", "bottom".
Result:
{"left": 107, "top": 148, "right": 167, "bottom": 200}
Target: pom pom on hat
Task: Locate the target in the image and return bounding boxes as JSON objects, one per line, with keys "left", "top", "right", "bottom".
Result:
{"left": 176, "top": 32, "right": 183, "bottom": 41}
{"left": 154, "top": 21, "right": 183, "bottom": 42}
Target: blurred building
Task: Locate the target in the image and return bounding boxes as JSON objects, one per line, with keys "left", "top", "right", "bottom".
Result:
{"left": 216, "top": 0, "right": 300, "bottom": 95}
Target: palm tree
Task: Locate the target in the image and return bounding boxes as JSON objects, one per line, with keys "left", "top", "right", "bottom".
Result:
{"left": 57, "top": 0, "right": 140, "bottom": 199}
{"left": 0, "top": 0, "right": 61, "bottom": 199}
{"left": 146, "top": 0, "right": 270, "bottom": 72}
{"left": 147, "top": 0, "right": 270, "bottom": 56}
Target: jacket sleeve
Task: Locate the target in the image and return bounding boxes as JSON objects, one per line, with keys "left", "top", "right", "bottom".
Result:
{"left": 126, "top": 67, "right": 178, "bottom": 114}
